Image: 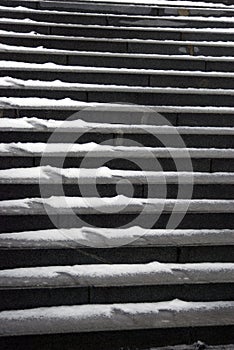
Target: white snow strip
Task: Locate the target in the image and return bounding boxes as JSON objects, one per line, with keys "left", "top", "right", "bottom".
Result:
{"left": 1, "top": 97, "right": 234, "bottom": 113}
{"left": 0, "top": 166, "right": 233, "bottom": 184}
{"left": 1, "top": 43, "right": 234, "bottom": 62}
{"left": 0, "top": 300, "right": 233, "bottom": 336}
{"left": 0, "top": 196, "right": 234, "bottom": 215}
{"left": 1, "top": 60, "right": 234, "bottom": 78}
{"left": 1, "top": 76, "right": 234, "bottom": 95}
{"left": 0, "top": 262, "right": 234, "bottom": 288}
{"left": 1, "top": 117, "right": 234, "bottom": 134}
{"left": 0, "top": 227, "right": 233, "bottom": 248}
{"left": 0, "top": 142, "right": 233, "bottom": 158}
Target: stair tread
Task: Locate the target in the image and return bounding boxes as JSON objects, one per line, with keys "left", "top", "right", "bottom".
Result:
{"left": 0, "top": 166, "right": 234, "bottom": 184}
{"left": 1, "top": 262, "right": 234, "bottom": 288}
{"left": 0, "top": 142, "right": 234, "bottom": 157}
{"left": 0, "top": 299, "right": 233, "bottom": 336}
{"left": 1, "top": 117, "right": 234, "bottom": 133}
{"left": 2, "top": 97, "right": 234, "bottom": 113}
{"left": 1, "top": 227, "right": 233, "bottom": 248}
{"left": 1, "top": 196, "right": 234, "bottom": 215}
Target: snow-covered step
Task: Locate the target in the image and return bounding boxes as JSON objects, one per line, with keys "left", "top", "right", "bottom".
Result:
{"left": 0, "top": 117, "right": 233, "bottom": 148}
{"left": 2, "top": 7, "right": 234, "bottom": 29}
{"left": 1, "top": 116, "right": 234, "bottom": 134}
{"left": 0, "top": 196, "right": 234, "bottom": 232}
{"left": 0, "top": 166, "right": 234, "bottom": 184}
{"left": 1, "top": 228, "right": 233, "bottom": 268}
{"left": 0, "top": 263, "right": 233, "bottom": 310}
{"left": 1, "top": 262, "right": 234, "bottom": 288}
{"left": 1, "top": 196, "right": 234, "bottom": 215}
{"left": 2, "top": 0, "right": 234, "bottom": 12}
{"left": 1, "top": 61, "right": 234, "bottom": 89}
{"left": 2, "top": 98, "right": 234, "bottom": 127}
{"left": 2, "top": 31, "right": 234, "bottom": 58}
{"left": 3, "top": 17, "right": 234, "bottom": 42}
{"left": 0, "top": 300, "right": 233, "bottom": 336}
{"left": 1, "top": 77, "right": 234, "bottom": 107}
{"left": 1, "top": 44, "right": 234, "bottom": 72}
{"left": 1, "top": 3, "right": 234, "bottom": 22}
{"left": 0, "top": 167, "right": 234, "bottom": 200}
{"left": 3, "top": 30, "right": 234, "bottom": 58}
{"left": 0, "top": 142, "right": 234, "bottom": 159}
{"left": 1, "top": 227, "right": 233, "bottom": 248}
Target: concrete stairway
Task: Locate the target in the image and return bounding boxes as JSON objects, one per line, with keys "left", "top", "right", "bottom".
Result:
{"left": 0, "top": 0, "right": 234, "bottom": 349}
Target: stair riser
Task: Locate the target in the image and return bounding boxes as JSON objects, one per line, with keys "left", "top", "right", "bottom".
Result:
{"left": 1, "top": 326, "right": 234, "bottom": 350}
{"left": 1, "top": 184, "right": 233, "bottom": 200}
{"left": 0, "top": 156, "right": 223, "bottom": 172}
{"left": 1, "top": 213, "right": 234, "bottom": 233}
{"left": 2, "top": 89, "right": 234, "bottom": 107}
{"left": 2, "top": 110, "right": 234, "bottom": 128}
{"left": 1, "top": 35, "right": 234, "bottom": 57}
{"left": 0, "top": 51, "right": 211, "bottom": 71}
{"left": 1, "top": 132, "right": 233, "bottom": 148}
{"left": 1, "top": 70, "right": 234, "bottom": 89}
{"left": 0, "top": 283, "right": 233, "bottom": 311}
{"left": 0, "top": 245, "right": 233, "bottom": 267}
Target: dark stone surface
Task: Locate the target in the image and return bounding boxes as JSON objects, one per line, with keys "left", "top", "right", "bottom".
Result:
{"left": 0, "top": 69, "right": 150, "bottom": 87}
{"left": 1, "top": 212, "right": 234, "bottom": 233}
{"left": 0, "top": 247, "right": 178, "bottom": 268}
{"left": 0, "top": 183, "right": 233, "bottom": 200}
{"left": 0, "top": 326, "right": 233, "bottom": 350}
{"left": 0, "top": 287, "right": 89, "bottom": 311}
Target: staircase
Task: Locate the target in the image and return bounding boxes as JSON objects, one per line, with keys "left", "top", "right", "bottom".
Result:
{"left": 0, "top": 0, "right": 234, "bottom": 348}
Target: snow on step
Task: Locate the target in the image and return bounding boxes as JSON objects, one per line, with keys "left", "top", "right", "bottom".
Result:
{"left": 2, "top": 60, "right": 234, "bottom": 78}
{"left": 2, "top": 4, "right": 234, "bottom": 21}
{"left": 3, "top": 16, "right": 234, "bottom": 33}
{"left": 0, "top": 142, "right": 234, "bottom": 158}
{"left": 0, "top": 196, "right": 234, "bottom": 215}
{"left": 2, "top": 76, "right": 234, "bottom": 95}
{"left": 2, "top": 97, "right": 234, "bottom": 113}
{"left": 70, "top": 0, "right": 234, "bottom": 9}
{"left": 0, "top": 227, "right": 233, "bottom": 248}
{"left": 0, "top": 300, "right": 233, "bottom": 336}
{"left": 1, "top": 262, "right": 234, "bottom": 288}
{"left": 3, "top": 29, "right": 234, "bottom": 49}
{"left": 2, "top": 43, "right": 234, "bottom": 63}
{"left": 0, "top": 166, "right": 234, "bottom": 184}
{"left": 1, "top": 117, "right": 234, "bottom": 134}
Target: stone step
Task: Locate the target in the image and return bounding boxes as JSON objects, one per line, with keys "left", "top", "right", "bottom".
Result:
{"left": 1, "top": 117, "right": 234, "bottom": 147}
{"left": 2, "top": 101, "right": 234, "bottom": 127}
{"left": 0, "top": 300, "right": 233, "bottom": 337}
{"left": 0, "top": 262, "right": 233, "bottom": 310}
{"left": 2, "top": 78, "right": 234, "bottom": 106}
{"left": 1, "top": 0, "right": 234, "bottom": 15}
{"left": 1, "top": 62, "right": 234, "bottom": 89}
{"left": 1, "top": 1, "right": 234, "bottom": 20}
{"left": 3, "top": 17, "right": 234, "bottom": 41}
{"left": 2, "top": 32, "right": 234, "bottom": 57}
{"left": 2, "top": 8, "right": 234, "bottom": 28}
{"left": 0, "top": 165, "right": 234, "bottom": 199}
{"left": 1, "top": 197, "right": 234, "bottom": 232}
{"left": 1, "top": 45, "right": 234, "bottom": 72}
